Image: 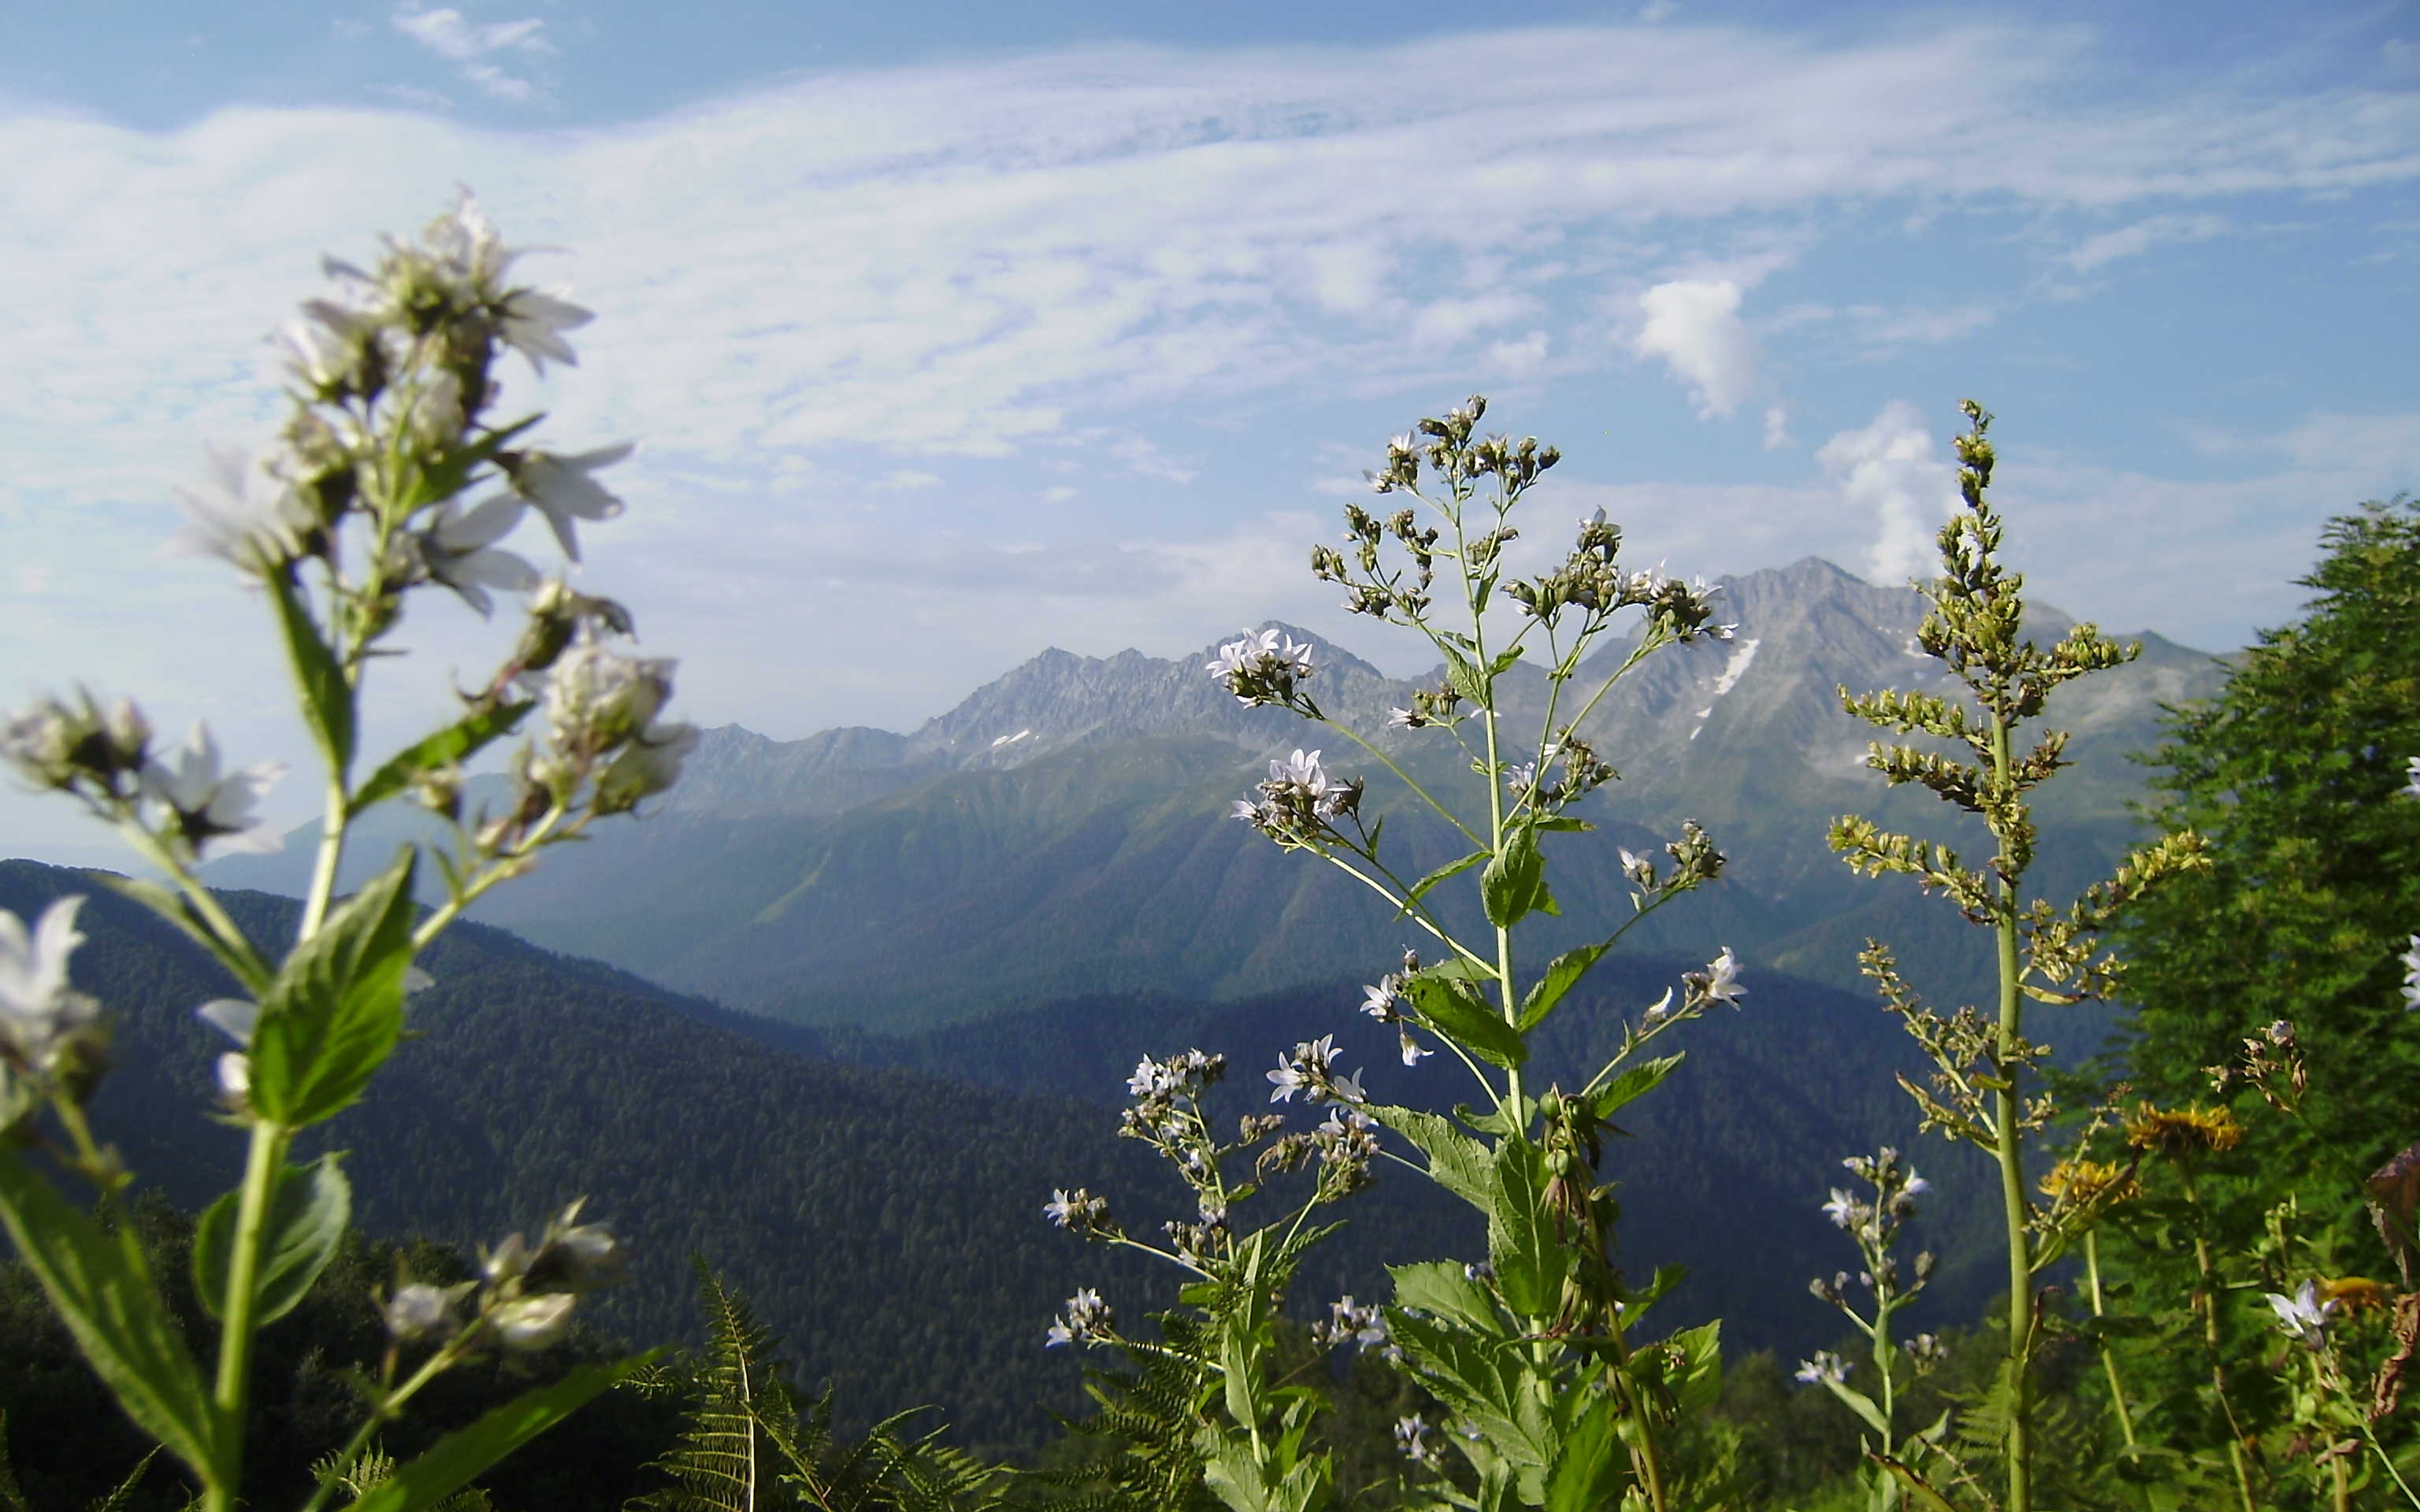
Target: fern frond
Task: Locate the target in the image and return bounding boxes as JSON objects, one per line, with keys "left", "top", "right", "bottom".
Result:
{"left": 629, "top": 1258, "right": 804, "bottom": 1512}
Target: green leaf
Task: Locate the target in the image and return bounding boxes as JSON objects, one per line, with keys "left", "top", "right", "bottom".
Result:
{"left": 350, "top": 702, "right": 535, "bottom": 819}
{"left": 1532, "top": 814, "right": 1593, "bottom": 832}
{"left": 1517, "top": 942, "right": 1608, "bottom": 1031}
{"left": 1661, "top": 1320, "right": 1724, "bottom": 1418}
{"left": 348, "top": 1354, "right": 655, "bottom": 1512}
{"left": 1444, "top": 650, "right": 1489, "bottom": 707}
{"left": 1479, "top": 826, "right": 1545, "bottom": 928}
{"left": 1368, "top": 1106, "right": 1498, "bottom": 1211}
{"left": 1395, "top": 850, "right": 1488, "bottom": 918}
{"left": 1487, "top": 646, "right": 1526, "bottom": 676}
{"left": 1821, "top": 1377, "right": 1891, "bottom": 1437}
{"left": 1870, "top": 1454, "right": 1960, "bottom": 1512}
{"left": 1542, "top": 1394, "right": 1624, "bottom": 1512}
{"left": 1428, "top": 956, "right": 1499, "bottom": 985}
{"left": 1586, "top": 1054, "right": 1684, "bottom": 1122}
{"left": 1403, "top": 973, "right": 1527, "bottom": 1070}
{"left": 1485, "top": 1138, "right": 1568, "bottom": 1319}
{"left": 0, "top": 1158, "right": 217, "bottom": 1484}
{"left": 267, "top": 567, "right": 355, "bottom": 778}
{"left": 192, "top": 1154, "right": 351, "bottom": 1326}
{"left": 248, "top": 847, "right": 420, "bottom": 1127}
{"left": 1384, "top": 1310, "right": 1557, "bottom": 1474}
{"left": 1387, "top": 1261, "right": 1500, "bottom": 1332}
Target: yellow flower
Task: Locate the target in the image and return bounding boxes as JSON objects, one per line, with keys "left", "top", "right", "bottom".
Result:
{"left": 2124, "top": 1102, "right": 2244, "bottom": 1158}
{"left": 2318, "top": 1277, "right": 2394, "bottom": 1315}
{"left": 2040, "top": 1158, "right": 2140, "bottom": 1206}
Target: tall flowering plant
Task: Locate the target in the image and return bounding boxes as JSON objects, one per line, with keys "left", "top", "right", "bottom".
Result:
{"left": 0, "top": 194, "right": 694, "bottom": 1512}
{"left": 1828, "top": 402, "right": 2209, "bottom": 1512}
{"left": 1146, "top": 397, "right": 1743, "bottom": 1510}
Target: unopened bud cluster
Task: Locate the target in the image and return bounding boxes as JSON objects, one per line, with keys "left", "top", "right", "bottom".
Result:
{"left": 383, "top": 1198, "right": 625, "bottom": 1357}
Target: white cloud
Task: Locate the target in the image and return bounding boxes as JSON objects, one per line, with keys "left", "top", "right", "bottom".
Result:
{"left": 2064, "top": 213, "right": 2228, "bottom": 272}
{"left": 1044, "top": 484, "right": 1078, "bottom": 502}
{"left": 1817, "top": 402, "right": 1955, "bottom": 587}
{"left": 877, "top": 469, "right": 943, "bottom": 491}
{"left": 1762, "top": 406, "right": 1791, "bottom": 450}
{"left": 390, "top": 5, "right": 554, "bottom": 104}
{"left": 1632, "top": 279, "right": 1757, "bottom": 418}
{"left": 1486, "top": 331, "right": 1550, "bottom": 378}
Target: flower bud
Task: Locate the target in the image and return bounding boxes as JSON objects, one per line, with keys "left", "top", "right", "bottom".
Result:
{"left": 490, "top": 1291, "right": 578, "bottom": 1351}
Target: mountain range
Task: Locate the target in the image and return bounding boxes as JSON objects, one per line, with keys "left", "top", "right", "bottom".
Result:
{"left": 205, "top": 556, "right": 2227, "bottom": 1032}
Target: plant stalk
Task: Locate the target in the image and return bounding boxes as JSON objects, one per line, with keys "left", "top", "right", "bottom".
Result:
{"left": 206, "top": 1119, "right": 290, "bottom": 1512}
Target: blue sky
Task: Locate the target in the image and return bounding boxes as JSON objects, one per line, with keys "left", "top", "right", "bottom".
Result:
{"left": 2, "top": 0, "right": 2415, "bottom": 865}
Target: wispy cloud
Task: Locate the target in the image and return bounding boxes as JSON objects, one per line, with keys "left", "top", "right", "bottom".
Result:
{"left": 389, "top": 4, "right": 555, "bottom": 104}
{"left": 2064, "top": 213, "right": 2229, "bottom": 272}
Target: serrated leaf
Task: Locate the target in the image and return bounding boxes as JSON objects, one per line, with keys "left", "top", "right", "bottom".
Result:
{"left": 1368, "top": 1106, "right": 1497, "bottom": 1211}
{"left": 267, "top": 568, "right": 354, "bottom": 778}
{"left": 1485, "top": 1138, "right": 1568, "bottom": 1319}
{"left": 1388, "top": 1261, "right": 1501, "bottom": 1332}
{"left": 1444, "top": 650, "right": 1489, "bottom": 708}
{"left": 1479, "top": 828, "right": 1546, "bottom": 928}
{"left": 348, "top": 1354, "right": 654, "bottom": 1512}
{"left": 193, "top": 1153, "right": 351, "bottom": 1326}
{"left": 1542, "top": 1393, "right": 1624, "bottom": 1512}
{"left": 248, "top": 847, "right": 419, "bottom": 1127}
{"left": 92, "top": 874, "right": 272, "bottom": 995}
{"left": 1587, "top": 1054, "right": 1683, "bottom": 1122}
{"left": 1397, "top": 850, "right": 1488, "bottom": 919}
{"left": 1518, "top": 942, "right": 1607, "bottom": 1031}
{"left": 351, "top": 702, "right": 535, "bottom": 819}
{"left": 1404, "top": 973, "right": 1527, "bottom": 1070}
{"left": 0, "top": 1158, "right": 217, "bottom": 1484}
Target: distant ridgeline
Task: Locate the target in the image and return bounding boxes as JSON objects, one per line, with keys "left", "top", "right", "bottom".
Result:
{"left": 202, "top": 557, "right": 2223, "bottom": 1033}
{"left": 2, "top": 857, "right": 2038, "bottom": 1455}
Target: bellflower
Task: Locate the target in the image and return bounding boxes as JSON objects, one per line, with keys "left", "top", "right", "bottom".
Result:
{"left": 169, "top": 444, "right": 319, "bottom": 576}
{"left": 412, "top": 494, "right": 541, "bottom": 617}
{"left": 2266, "top": 1280, "right": 2336, "bottom": 1349}
{"left": 0, "top": 896, "right": 98, "bottom": 1077}
{"left": 506, "top": 443, "right": 633, "bottom": 561}
{"left": 1795, "top": 1351, "right": 1852, "bottom": 1385}
{"left": 143, "top": 723, "right": 288, "bottom": 858}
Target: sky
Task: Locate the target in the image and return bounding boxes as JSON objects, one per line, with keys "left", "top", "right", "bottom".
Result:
{"left": 1, "top": 0, "right": 2415, "bottom": 866}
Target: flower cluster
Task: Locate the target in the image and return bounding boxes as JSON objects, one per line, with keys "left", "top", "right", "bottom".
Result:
{"left": 1208, "top": 628, "right": 1320, "bottom": 710}
{"left": 1680, "top": 946, "right": 1747, "bottom": 1012}
{"left": 1045, "top": 1287, "right": 1115, "bottom": 1348}
{"left": 1505, "top": 509, "right": 1735, "bottom": 644}
{"left": 1502, "top": 730, "right": 1618, "bottom": 816}
{"left": 0, "top": 696, "right": 288, "bottom": 862}
{"left": 1394, "top": 1414, "right": 1442, "bottom": 1468}
{"left": 2204, "top": 1016, "right": 2307, "bottom": 1113}
{"left": 1795, "top": 1351, "right": 1851, "bottom": 1386}
{"left": 384, "top": 1198, "right": 625, "bottom": 1355}
{"left": 1042, "top": 1187, "right": 1115, "bottom": 1240}
{"left": 1266, "top": 1034, "right": 1366, "bottom": 1106}
{"left": 1310, "top": 1294, "right": 1390, "bottom": 1352}
{"left": 1229, "top": 748, "right": 1364, "bottom": 842}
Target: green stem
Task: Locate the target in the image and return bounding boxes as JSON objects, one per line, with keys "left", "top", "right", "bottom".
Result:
{"left": 298, "top": 769, "right": 350, "bottom": 942}
{"left": 1315, "top": 715, "right": 1481, "bottom": 847}
{"left": 1600, "top": 1315, "right": 1671, "bottom": 1512}
{"left": 205, "top": 1119, "right": 291, "bottom": 1512}
{"left": 2177, "top": 1166, "right": 2258, "bottom": 1512}
{"left": 1987, "top": 710, "right": 2033, "bottom": 1512}
{"left": 294, "top": 1339, "right": 462, "bottom": 1512}
{"left": 2362, "top": 1421, "right": 2420, "bottom": 1509}
{"left": 2083, "top": 1231, "right": 2140, "bottom": 1454}
{"left": 110, "top": 820, "right": 274, "bottom": 991}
